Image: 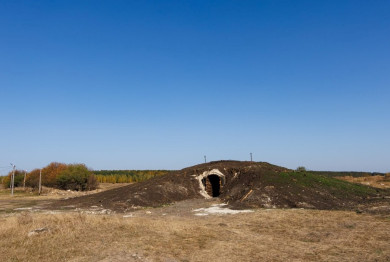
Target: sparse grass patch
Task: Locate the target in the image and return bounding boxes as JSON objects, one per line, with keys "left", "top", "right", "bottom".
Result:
{"left": 0, "top": 209, "right": 389, "bottom": 261}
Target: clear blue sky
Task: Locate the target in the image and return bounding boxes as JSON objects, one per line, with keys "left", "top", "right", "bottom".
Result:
{"left": 1, "top": 0, "right": 389, "bottom": 174}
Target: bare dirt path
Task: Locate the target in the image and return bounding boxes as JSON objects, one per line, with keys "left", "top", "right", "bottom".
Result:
{"left": 0, "top": 183, "right": 129, "bottom": 213}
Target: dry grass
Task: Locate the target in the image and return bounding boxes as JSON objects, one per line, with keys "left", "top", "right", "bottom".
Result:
{"left": 0, "top": 183, "right": 129, "bottom": 200}
{"left": 0, "top": 183, "right": 130, "bottom": 213}
{"left": 0, "top": 209, "right": 389, "bottom": 262}
{"left": 337, "top": 175, "right": 390, "bottom": 189}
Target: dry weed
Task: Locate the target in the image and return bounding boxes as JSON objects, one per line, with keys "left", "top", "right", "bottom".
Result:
{"left": 0, "top": 209, "right": 389, "bottom": 262}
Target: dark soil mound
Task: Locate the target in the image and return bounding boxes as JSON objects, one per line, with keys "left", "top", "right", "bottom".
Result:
{"left": 52, "top": 161, "right": 389, "bottom": 212}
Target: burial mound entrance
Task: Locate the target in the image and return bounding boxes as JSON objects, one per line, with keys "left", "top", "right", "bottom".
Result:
{"left": 202, "top": 175, "right": 221, "bottom": 197}
{"left": 196, "top": 169, "right": 225, "bottom": 199}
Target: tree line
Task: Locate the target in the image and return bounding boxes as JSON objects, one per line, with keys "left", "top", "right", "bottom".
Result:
{"left": 94, "top": 170, "right": 171, "bottom": 183}
{"left": 1, "top": 164, "right": 172, "bottom": 191}
{"left": 2, "top": 162, "right": 98, "bottom": 191}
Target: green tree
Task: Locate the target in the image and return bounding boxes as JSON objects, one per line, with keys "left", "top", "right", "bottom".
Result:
{"left": 2, "top": 170, "right": 25, "bottom": 188}
{"left": 56, "top": 164, "right": 98, "bottom": 191}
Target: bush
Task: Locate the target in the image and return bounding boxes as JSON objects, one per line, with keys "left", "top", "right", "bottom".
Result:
{"left": 42, "top": 162, "right": 67, "bottom": 187}
{"left": 2, "top": 170, "right": 26, "bottom": 188}
{"left": 25, "top": 169, "right": 41, "bottom": 189}
{"left": 56, "top": 164, "right": 98, "bottom": 191}
{"left": 86, "top": 174, "right": 98, "bottom": 191}
{"left": 24, "top": 163, "right": 98, "bottom": 191}
{"left": 296, "top": 166, "right": 306, "bottom": 172}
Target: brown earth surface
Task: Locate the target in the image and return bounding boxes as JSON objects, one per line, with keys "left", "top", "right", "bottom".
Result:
{"left": 50, "top": 161, "right": 390, "bottom": 214}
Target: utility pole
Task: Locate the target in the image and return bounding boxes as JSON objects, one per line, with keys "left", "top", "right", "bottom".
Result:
{"left": 23, "top": 170, "right": 27, "bottom": 190}
{"left": 38, "top": 169, "right": 42, "bottom": 195}
{"left": 204, "top": 155, "right": 207, "bottom": 163}
{"left": 10, "top": 163, "right": 15, "bottom": 196}
{"left": 250, "top": 153, "right": 253, "bottom": 162}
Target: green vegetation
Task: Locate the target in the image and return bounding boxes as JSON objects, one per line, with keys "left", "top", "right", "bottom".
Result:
{"left": 2, "top": 163, "right": 98, "bottom": 191}
{"left": 311, "top": 171, "right": 385, "bottom": 178}
{"left": 2, "top": 165, "right": 172, "bottom": 190}
{"left": 2, "top": 170, "right": 26, "bottom": 188}
{"left": 56, "top": 164, "right": 98, "bottom": 191}
{"left": 264, "top": 171, "right": 379, "bottom": 197}
{"left": 295, "top": 166, "right": 306, "bottom": 172}
{"left": 94, "top": 170, "right": 171, "bottom": 183}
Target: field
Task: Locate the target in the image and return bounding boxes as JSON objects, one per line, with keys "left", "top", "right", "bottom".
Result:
{"left": 337, "top": 175, "right": 390, "bottom": 189}
{"left": 1, "top": 161, "right": 390, "bottom": 261}
{"left": 0, "top": 184, "right": 128, "bottom": 214}
{"left": 0, "top": 198, "right": 389, "bottom": 262}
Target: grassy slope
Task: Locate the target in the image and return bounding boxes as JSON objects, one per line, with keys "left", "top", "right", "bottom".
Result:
{"left": 264, "top": 171, "right": 381, "bottom": 197}
{"left": 311, "top": 171, "right": 385, "bottom": 177}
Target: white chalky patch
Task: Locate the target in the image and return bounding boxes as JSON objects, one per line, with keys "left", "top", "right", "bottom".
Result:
{"left": 14, "top": 207, "right": 33, "bottom": 211}
{"left": 193, "top": 204, "right": 253, "bottom": 215}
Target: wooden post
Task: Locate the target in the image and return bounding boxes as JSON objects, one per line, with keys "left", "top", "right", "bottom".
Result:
{"left": 11, "top": 164, "right": 15, "bottom": 196}
{"left": 38, "top": 169, "right": 42, "bottom": 195}
{"left": 23, "top": 170, "right": 27, "bottom": 190}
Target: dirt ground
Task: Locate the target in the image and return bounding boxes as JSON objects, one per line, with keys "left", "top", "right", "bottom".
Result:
{"left": 1, "top": 163, "right": 390, "bottom": 261}
{"left": 0, "top": 183, "right": 128, "bottom": 213}
{"left": 0, "top": 198, "right": 390, "bottom": 262}
{"left": 1, "top": 180, "right": 390, "bottom": 261}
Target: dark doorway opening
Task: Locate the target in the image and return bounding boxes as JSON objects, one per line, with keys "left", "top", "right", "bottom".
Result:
{"left": 202, "top": 175, "right": 221, "bottom": 197}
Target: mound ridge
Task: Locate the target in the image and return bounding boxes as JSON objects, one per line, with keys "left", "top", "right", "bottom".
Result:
{"left": 53, "top": 161, "right": 388, "bottom": 212}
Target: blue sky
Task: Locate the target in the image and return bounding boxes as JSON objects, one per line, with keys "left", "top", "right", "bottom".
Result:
{"left": 0, "top": 0, "right": 389, "bottom": 173}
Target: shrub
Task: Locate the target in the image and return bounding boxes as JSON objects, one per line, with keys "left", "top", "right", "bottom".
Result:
{"left": 25, "top": 169, "right": 41, "bottom": 189}
{"left": 41, "top": 162, "right": 67, "bottom": 187}
{"left": 25, "top": 163, "right": 98, "bottom": 191}
{"left": 2, "top": 170, "right": 26, "bottom": 188}
{"left": 56, "top": 164, "right": 98, "bottom": 191}
{"left": 86, "top": 174, "right": 98, "bottom": 191}
{"left": 296, "top": 166, "right": 306, "bottom": 172}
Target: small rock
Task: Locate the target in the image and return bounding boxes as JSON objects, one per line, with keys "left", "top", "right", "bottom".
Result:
{"left": 28, "top": 227, "right": 49, "bottom": 237}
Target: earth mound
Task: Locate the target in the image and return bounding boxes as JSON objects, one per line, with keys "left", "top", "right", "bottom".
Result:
{"left": 53, "top": 161, "right": 389, "bottom": 212}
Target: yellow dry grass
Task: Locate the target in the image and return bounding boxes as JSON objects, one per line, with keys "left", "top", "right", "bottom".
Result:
{"left": 0, "top": 183, "right": 129, "bottom": 200}
{"left": 0, "top": 209, "right": 389, "bottom": 262}
{"left": 337, "top": 175, "right": 390, "bottom": 189}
